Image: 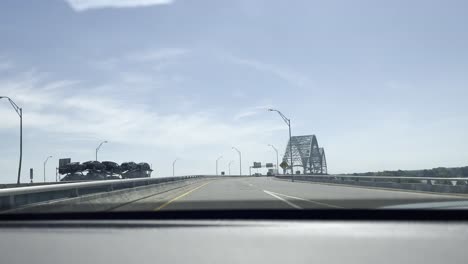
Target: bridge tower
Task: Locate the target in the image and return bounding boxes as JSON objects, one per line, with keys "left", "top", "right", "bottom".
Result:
{"left": 282, "top": 135, "right": 327, "bottom": 174}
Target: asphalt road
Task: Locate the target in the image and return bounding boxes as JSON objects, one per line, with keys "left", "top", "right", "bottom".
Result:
{"left": 113, "top": 177, "right": 468, "bottom": 211}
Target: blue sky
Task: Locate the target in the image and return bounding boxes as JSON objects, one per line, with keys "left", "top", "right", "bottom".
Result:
{"left": 0, "top": 0, "right": 467, "bottom": 183}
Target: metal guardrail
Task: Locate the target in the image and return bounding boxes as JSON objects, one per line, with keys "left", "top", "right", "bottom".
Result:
{"left": 0, "top": 176, "right": 207, "bottom": 210}
{"left": 335, "top": 175, "right": 467, "bottom": 180}
{"left": 310, "top": 175, "right": 468, "bottom": 185}
{"left": 276, "top": 174, "right": 468, "bottom": 184}
{"left": 275, "top": 175, "right": 468, "bottom": 194}
{"left": 0, "top": 181, "right": 86, "bottom": 189}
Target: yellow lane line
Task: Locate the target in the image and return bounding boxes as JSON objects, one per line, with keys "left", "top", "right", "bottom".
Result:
{"left": 154, "top": 181, "right": 212, "bottom": 211}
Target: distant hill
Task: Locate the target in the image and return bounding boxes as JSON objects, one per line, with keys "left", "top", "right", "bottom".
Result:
{"left": 349, "top": 166, "right": 468, "bottom": 178}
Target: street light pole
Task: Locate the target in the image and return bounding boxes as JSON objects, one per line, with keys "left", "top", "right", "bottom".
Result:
{"left": 228, "top": 160, "right": 234, "bottom": 176}
{"left": 43, "top": 156, "right": 52, "bottom": 183}
{"left": 172, "top": 159, "right": 179, "bottom": 177}
{"left": 0, "top": 96, "right": 22, "bottom": 184}
{"left": 95, "top": 141, "right": 108, "bottom": 161}
{"left": 268, "top": 144, "right": 279, "bottom": 173}
{"left": 216, "top": 156, "right": 223, "bottom": 176}
{"left": 232, "top": 147, "right": 242, "bottom": 176}
{"left": 268, "top": 109, "right": 294, "bottom": 176}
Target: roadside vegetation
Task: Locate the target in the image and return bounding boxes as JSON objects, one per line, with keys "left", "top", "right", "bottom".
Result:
{"left": 350, "top": 167, "right": 468, "bottom": 178}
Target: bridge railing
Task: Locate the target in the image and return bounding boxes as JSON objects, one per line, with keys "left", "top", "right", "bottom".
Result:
{"left": 275, "top": 175, "right": 468, "bottom": 194}
{"left": 0, "top": 176, "right": 207, "bottom": 211}
{"left": 317, "top": 175, "right": 468, "bottom": 185}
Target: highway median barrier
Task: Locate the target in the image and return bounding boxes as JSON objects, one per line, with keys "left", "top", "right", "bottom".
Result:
{"left": 0, "top": 175, "right": 212, "bottom": 212}
{"left": 275, "top": 175, "right": 468, "bottom": 195}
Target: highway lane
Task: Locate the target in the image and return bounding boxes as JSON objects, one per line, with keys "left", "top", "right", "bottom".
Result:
{"left": 113, "top": 177, "right": 468, "bottom": 211}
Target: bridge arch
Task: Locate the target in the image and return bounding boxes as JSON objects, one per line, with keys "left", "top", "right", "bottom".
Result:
{"left": 282, "top": 135, "right": 327, "bottom": 174}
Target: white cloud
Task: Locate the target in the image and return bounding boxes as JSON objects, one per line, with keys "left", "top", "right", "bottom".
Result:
{"left": 225, "top": 55, "right": 313, "bottom": 88}
{"left": 126, "top": 48, "right": 188, "bottom": 62}
{"left": 91, "top": 48, "right": 188, "bottom": 72}
{"left": 88, "top": 48, "right": 189, "bottom": 96}
{"left": 65, "top": 0, "right": 174, "bottom": 11}
{"left": 0, "top": 69, "right": 283, "bottom": 149}
{"left": 0, "top": 61, "right": 13, "bottom": 71}
{"left": 0, "top": 108, "right": 18, "bottom": 129}
{"left": 233, "top": 105, "right": 272, "bottom": 120}
{"left": 234, "top": 111, "right": 257, "bottom": 120}
{"left": 120, "top": 71, "right": 155, "bottom": 84}
{"left": 0, "top": 57, "right": 290, "bottom": 181}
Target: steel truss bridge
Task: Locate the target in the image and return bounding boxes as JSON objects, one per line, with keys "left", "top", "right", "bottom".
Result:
{"left": 282, "top": 135, "right": 327, "bottom": 174}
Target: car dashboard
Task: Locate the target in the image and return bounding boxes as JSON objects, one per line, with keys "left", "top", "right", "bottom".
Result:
{"left": 1, "top": 210, "right": 467, "bottom": 264}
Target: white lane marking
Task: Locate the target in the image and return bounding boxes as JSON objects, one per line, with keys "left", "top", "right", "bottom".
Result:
{"left": 263, "top": 190, "right": 302, "bottom": 209}
{"left": 264, "top": 190, "right": 344, "bottom": 209}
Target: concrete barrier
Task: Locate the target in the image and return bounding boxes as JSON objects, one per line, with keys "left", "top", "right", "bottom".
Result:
{"left": 275, "top": 175, "right": 468, "bottom": 195}
{"left": 0, "top": 175, "right": 209, "bottom": 211}
{"left": 3, "top": 177, "right": 210, "bottom": 213}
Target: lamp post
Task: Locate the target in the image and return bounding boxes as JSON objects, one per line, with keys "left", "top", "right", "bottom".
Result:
{"left": 268, "top": 144, "right": 279, "bottom": 173}
{"left": 43, "top": 156, "right": 52, "bottom": 182}
{"left": 232, "top": 147, "right": 242, "bottom": 176}
{"left": 0, "top": 96, "right": 22, "bottom": 184}
{"left": 268, "top": 108, "right": 293, "bottom": 176}
{"left": 172, "top": 159, "right": 179, "bottom": 177}
{"left": 216, "top": 155, "right": 223, "bottom": 176}
{"left": 95, "top": 141, "right": 108, "bottom": 161}
{"left": 228, "top": 160, "right": 234, "bottom": 176}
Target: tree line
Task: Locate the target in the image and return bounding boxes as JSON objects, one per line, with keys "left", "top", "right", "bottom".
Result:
{"left": 350, "top": 166, "right": 468, "bottom": 178}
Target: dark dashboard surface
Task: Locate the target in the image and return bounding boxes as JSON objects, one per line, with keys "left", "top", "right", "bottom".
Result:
{"left": 1, "top": 210, "right": 468, "bottom": 264}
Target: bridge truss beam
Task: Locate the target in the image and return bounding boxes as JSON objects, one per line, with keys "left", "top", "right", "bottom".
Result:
{"left": 282, "top": 135, "right": 327, "bottom": 175}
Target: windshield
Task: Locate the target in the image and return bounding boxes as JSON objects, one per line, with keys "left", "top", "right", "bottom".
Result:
{"left": 1, "top": 0, "right": 467, "bottom": 213}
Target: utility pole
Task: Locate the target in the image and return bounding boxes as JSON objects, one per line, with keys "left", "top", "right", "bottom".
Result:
{"left": 268, "top": 108, "right": 294, "bottom": 180}
{"left": 232, "top": 147, "right": 242, "bottom": 176}
{"left": 268, "top": 144, "right": 279, "bottom": 173}
{"left": 216, "top": 156, "right": 223, "bottom": 176}
{"left": 172, "top": 159, "right": 179, "bottom": 177}
{"left": 43, "top": 156, "right": 52, "bottom": 182}
{"left": 0, "top": 96, "right": 22, "bottom": 184}
{"left": 228, "top": 160, "right": 234, "bottom": 176}
{"left": 95, "top": 141, "right": 108, "bottom": 161}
